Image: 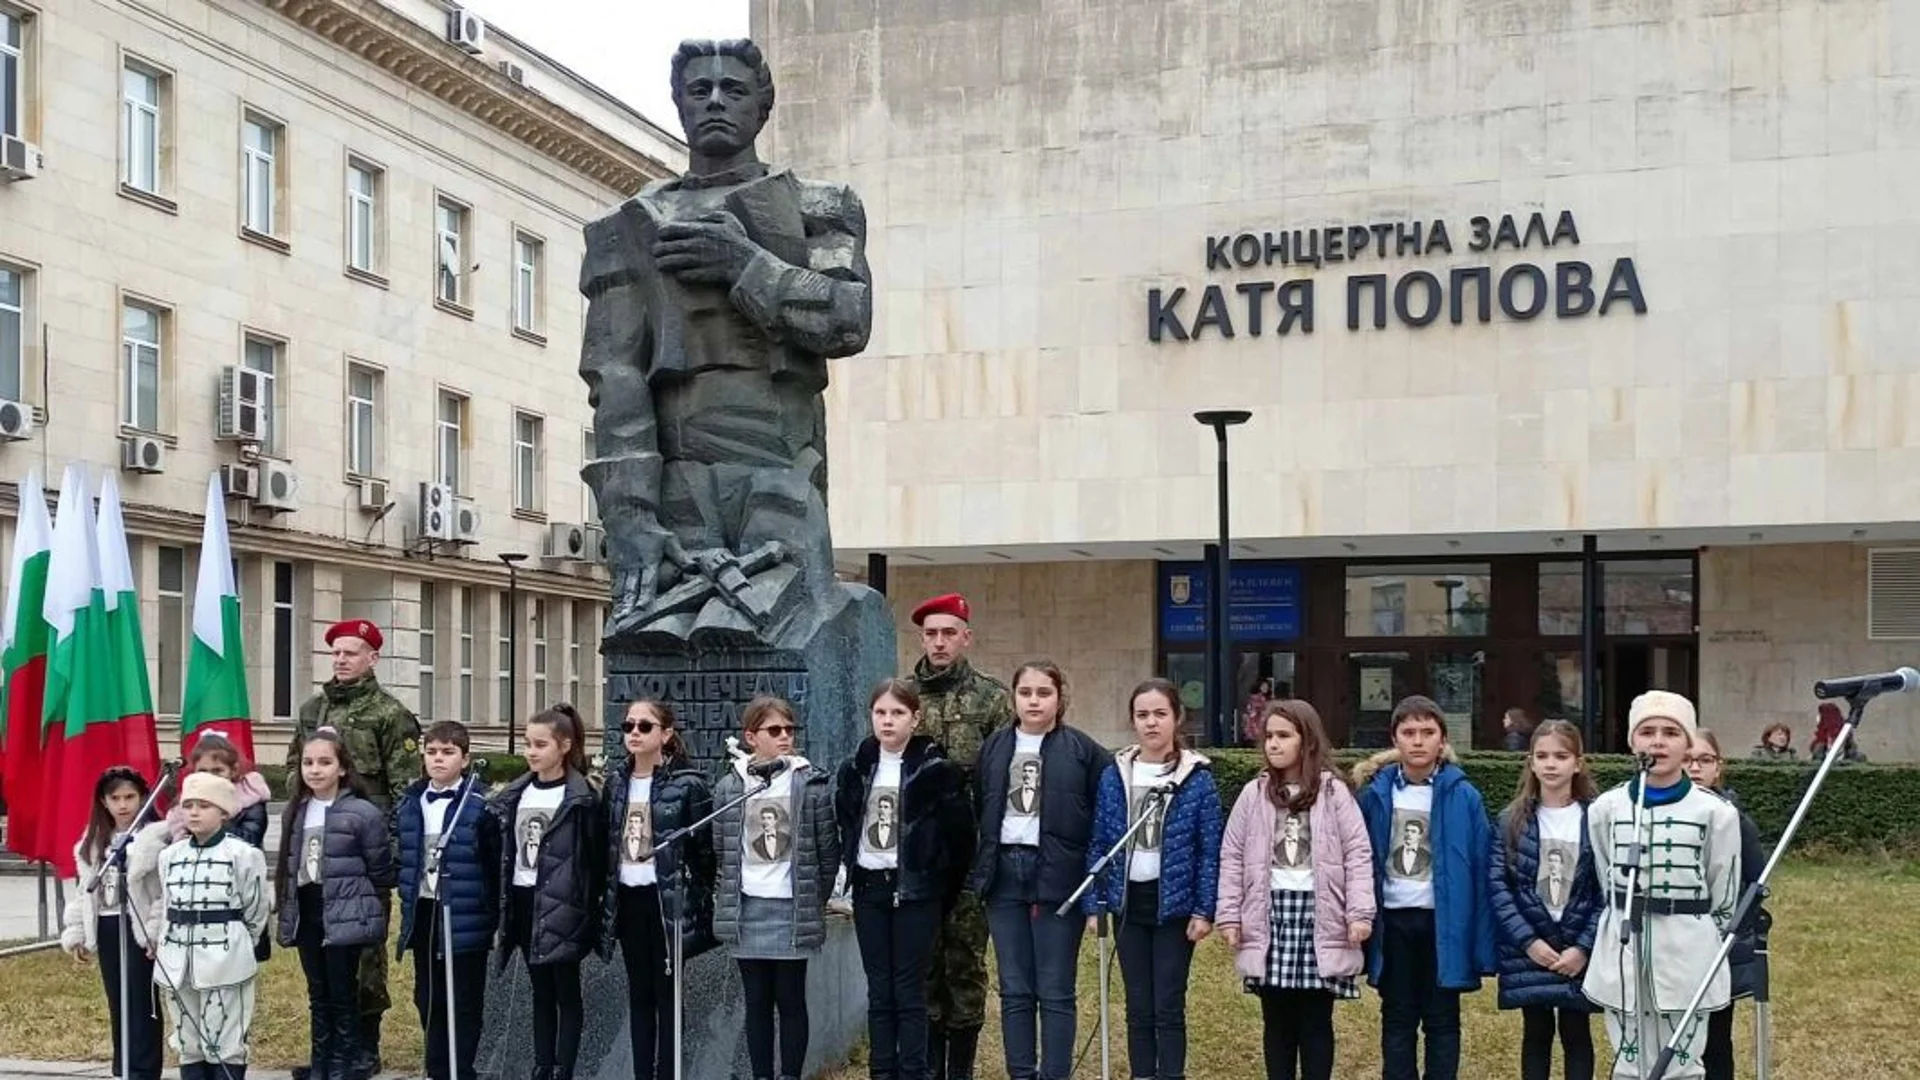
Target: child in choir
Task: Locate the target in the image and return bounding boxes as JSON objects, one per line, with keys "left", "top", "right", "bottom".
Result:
{"left": 972, "top": 661, "right": 1112, "bottom": 1080}
{"left": 835, "top": 679, "right": 975, "bottom": 1080}
{"left": 63, "top": 766, "right": 163, "bottom": 1080}
{"left": 1357, "top": 696, "right": 1496, "bottom": 1080}
{"left": 1217, "top": 701, "right": 1373, "bottom": 1080}
{"left": 599, "top": 699, "right": 716, "bottom": 1080}
{"left": 1490, "top": 720, "right": 1603, "bottom": 1080}
{"left": 492, "top": 705, "right": 604, "bottom": 1080}
{"left": 1087, "top": 678, "right": 1222, "bottom": 1080}
{"left": 146, "top": 772, "right": 271, "bottom": 1080}
{"left": 713, "top": 697, "right": 839, "bottom": 1080}
{"left": 276, "top": 727, "right": 397, "bottom": 1080}
{"left": 1583, "top": 692, "right": 1741, "bottom": 1079}
{"left": 130, "top": 733, "right": 275, "bottom": 961}
{"left": 397, "top": 721, "right": 500, "bottom": 1080}
{"left": 1684, "top": 728, "right": 1767, "bottom": 1080}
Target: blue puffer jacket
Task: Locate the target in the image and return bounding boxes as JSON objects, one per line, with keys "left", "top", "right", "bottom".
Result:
{"left": 1489, "top": 801, "right": 1603, "bottom": 1011}
{"left": 1358, "top": 761, "right": 1497, "bottom": 991}
{"left": 1087, "top": 747, "right": 1223, "bottom": 922}
{"left": 395, "top": 776, "right": 501, "bottom": 958}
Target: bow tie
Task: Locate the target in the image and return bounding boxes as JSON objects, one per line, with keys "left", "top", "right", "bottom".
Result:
{"left": 425, "top": 789, "right": 458, "bottom": 803}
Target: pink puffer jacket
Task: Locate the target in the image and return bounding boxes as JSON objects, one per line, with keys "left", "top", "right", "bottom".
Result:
{"left": 1215, "top": 770, "right": 1376, "bottom": 981}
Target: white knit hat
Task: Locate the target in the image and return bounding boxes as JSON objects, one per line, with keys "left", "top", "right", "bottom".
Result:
{"left": 1627, "top": 690, "right": 1698, "bottom": 738}
{"left": 179, "top": 772, "right": 237, "bottom": 818}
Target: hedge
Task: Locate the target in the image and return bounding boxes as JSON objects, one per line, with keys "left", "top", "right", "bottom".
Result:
{"left": 1205, "top": 750, "right": 1920, "bottom": 853}
{"left": 259, "top": 755, "right": 528, "bottom": 801}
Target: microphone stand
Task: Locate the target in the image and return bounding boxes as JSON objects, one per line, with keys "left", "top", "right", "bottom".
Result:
{"left": 1615, "top": 755, "right": 1655, "bottom": 1080}
{"left": 426, "top": 762, "right": 486, "bottom": 1080}
{"left": 1057, "top": 785, "right": 1172, "bottom": 1080}
{"left": 94, "top": 760, "right": 182, "bottom": 1080}
{"left": 1647, "top": 693, "right": 1877, "bottom": 1080}
{"left": 652, "top": 766, "right": 774, "bottom": 1080}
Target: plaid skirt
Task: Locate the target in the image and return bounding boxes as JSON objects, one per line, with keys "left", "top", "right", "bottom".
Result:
{"left": 1247, "top": 887, "right": 1360, "bottom": 999}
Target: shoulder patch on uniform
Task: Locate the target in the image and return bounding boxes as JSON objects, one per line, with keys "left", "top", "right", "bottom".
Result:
{"left": 404, "top": 737, "right": 418, "bottom": 753}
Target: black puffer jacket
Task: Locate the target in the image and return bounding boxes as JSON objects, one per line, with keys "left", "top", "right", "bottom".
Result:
{"left": 968, "top": 722, "right": 1112, "bottom": 904}
{"left": 596, "top": 755, "right": 718, "bottom": 962}
{"left": 491, "top": 770, "right": 604, "bottom": 967}
{"left": 1720, "top": 788, "right": 1768, "bottom": 1000}
{"left": 275, "top": 791, "right": 397, "bottom": 948}
{"left": 835, "top": 735, "right": 975, "bottom": 907}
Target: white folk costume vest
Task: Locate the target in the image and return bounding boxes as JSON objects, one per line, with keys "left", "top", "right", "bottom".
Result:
{"left": 155, "top": 830, "right": 270, "bottom": 991}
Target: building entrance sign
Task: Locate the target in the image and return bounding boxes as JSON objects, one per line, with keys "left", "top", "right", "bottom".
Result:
{"left": 1159, "top": 561, "right": 1302, "bottom": 643}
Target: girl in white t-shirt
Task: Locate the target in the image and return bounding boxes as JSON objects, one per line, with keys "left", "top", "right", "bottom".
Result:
{"left": 1490, "top": 719, "right": 1603, "bottom": 1080}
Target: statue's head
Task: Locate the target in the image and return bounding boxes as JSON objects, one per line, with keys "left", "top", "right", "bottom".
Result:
{"left": 670, "top": 39, "right": 775, "bottom": 158}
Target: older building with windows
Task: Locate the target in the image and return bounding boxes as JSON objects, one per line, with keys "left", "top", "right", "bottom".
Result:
{"left": 763, "top": 0, "right": 1920, "bottom": 758}
{"left": 0, "top": 0, "right": 683, "bottom": 751}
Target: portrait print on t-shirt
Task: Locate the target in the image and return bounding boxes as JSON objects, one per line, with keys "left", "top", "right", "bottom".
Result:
{"left": 1537, "top": 838, "right": 1577, "bottom": 914}
{"left": 1387, "top": 809, "right": 1433, "bottom": 882}
{"left": 862, "top": 788, "right": 900, "bottom": 854}
{"left": 1272, "top": 809, "right": 1312, "bottom": 870}
{"left": 518, "top": 810, "right": 553, "bottom": 873}
{"left": 746, "top": 798, "right": 794, "bottom": 865}
{"left": 1007, "top": 754, "right": 1043, "bottom": 817}
{"left": 622, "top": 802, "right": 653, "bottom": 866}
{"left": 299, "top": 828, "right": 325, "bottom": 886}
{"left": 1127, "top": 787, "right": 1164, "bottom": 852}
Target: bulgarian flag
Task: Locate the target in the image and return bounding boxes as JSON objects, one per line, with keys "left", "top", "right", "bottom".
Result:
{"left": 1, "top": 471, "right": 54, "bottom": 861}
{"left": 40, "top": 464, "right": 119, "bottom": 877}
{"left": 94, "top": 473, "right": 161, "bottom": 781}
{"left": 181, "top": 474, "right": 253, "bottom": 764}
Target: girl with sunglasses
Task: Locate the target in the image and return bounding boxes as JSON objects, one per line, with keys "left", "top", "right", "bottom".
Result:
{"left": 597, "top": 700, "right": 717, "bottom": 1080}
{"left": 711, "top": 697, "right": 840, "bottom": 1080}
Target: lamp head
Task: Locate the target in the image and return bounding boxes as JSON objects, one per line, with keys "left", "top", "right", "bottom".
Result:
{"left": 1193, "top": 409, "right": 1252, "bottom": 429}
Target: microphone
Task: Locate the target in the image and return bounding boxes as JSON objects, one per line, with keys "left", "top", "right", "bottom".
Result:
{"left": 1813, "top": 667, "right": 1920, "bottom": 701}
{"left": 748, "top": 756, "right": 789, "bottom": 781}
{"left": 1634, "top": 751, "right": 1656, "bottom": 772}
{"left": 468, "top": 756, "right": 490, "bottom": 774}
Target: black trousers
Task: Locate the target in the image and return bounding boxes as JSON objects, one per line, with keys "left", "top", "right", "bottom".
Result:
{"left": 1703, "top": 1005, "right": 1735, "bottom": 1080}
{"left": 513, "top": 885, "right": 584, "bottom": 1075}
{"left": 1377, "top": 909, "right": 1461, "bottom": 1080}
{"left": 1115, "top": 883, "right": 1195, "bottom": 1080}
{"left": 97, "top": 915, "right": 163, "bottom": 1080}
{"left": 851, "top": 875, "right": 941, "bottom": 1080}
{"left": 298, "top": 939, "right": 364, "bottom": 1069}
{"left": 738, "top": 958, "right": 809, "bottom": 1080}
{"left": 410, "top": 901, "right": 488, "bottom": 1080}
{"left": 1256, "top": 989, "right": 1335, "bottom": 1080}
{"left": 1521, "top": 1006, "right": 1595, "bottom": 1080}
{"left": 616, "top": 885, "right": 675, "bottom": 1080}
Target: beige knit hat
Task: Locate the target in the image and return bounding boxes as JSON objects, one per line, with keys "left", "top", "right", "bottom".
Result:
{"left": 1627, "top": 690, "right": 1698, "bottom": 738}
{"left": 179, "top": 772, "right": 238, "bottom": 817}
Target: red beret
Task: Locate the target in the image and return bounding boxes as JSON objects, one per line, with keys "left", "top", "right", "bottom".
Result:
{"left": 325, "top": 619, "right": 384, "bottom": 652}
{"left": 910, "top": 593, "right": 971, "bottom": 626}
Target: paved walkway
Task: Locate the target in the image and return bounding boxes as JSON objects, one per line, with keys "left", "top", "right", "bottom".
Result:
{"left": 0, "top": 1062, "right": 311, "bottom": 1080}
{"left": 0, "top": 873, "right": 65, "bottom": 944}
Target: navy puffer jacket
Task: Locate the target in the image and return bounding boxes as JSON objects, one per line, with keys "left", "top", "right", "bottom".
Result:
{"left": 1720, "top": 788, "right": 1767, "bottom": 1000}
{"left": 1489, "top": 801, "right": 1603, "bottom": 1011}
{"left": 275, "top": 791, "right": 398, "bottom": 948}
{"left": 596, "top": 755, "right": 718, "bottom": 962}
{"left": 396, "top": 776, "right": 501, "bottom": 958}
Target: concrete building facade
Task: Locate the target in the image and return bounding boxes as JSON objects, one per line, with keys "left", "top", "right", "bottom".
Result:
{"left": 0, "top": 0, "right": 684, "bottom": 751}
{"left": 758, "top": 0, "right": 1920, "bottom": 757}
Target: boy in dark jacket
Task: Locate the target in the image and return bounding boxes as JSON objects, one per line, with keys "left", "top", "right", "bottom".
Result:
{"left": 395, "top": 722, "right": 501, "bottom": 1080}
{"left": 1357, "top": 696, "right": 1496, "bottom": 1080}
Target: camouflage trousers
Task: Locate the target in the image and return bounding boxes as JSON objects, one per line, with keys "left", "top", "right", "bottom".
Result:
{"left": 927, "top": 890, "right": 989, "bottom": 1031}
{"left": 355, "top": 889, "right": 392, "bottom": 1015}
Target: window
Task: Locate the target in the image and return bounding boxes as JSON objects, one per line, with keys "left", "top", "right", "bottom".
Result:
{"left": 1538, "top": 559, "right": 1694, "bottom": 636}
{"left": 567, "top": 601, "right": 583, "bottom": 707}
{"left": 512, "top": 231, "right": 544, "bottom": 337}
{"left": 157, "top": 545, "right": 186, "bottom": 715}
{"left": 346, "top": 158, "right": 382, "bottom": 276}
{"left": 346, "top": 362, "right": 380, "bottom": 477}
{"left": 242, "top": 335, "right": 282, "bottom": 456}
{"left": 435, "top": 390, "right": 466, "bottom": 492}
{"left": 497, "top": 591, "right": 512, "bottom": 721}
{"left": 582, "top": 429, "right": 598, "bottom": 524}
{"left": 458, "top": 586, "right": 474, "bottom": 723}
{"left": 435, "top": 196, "right": 470, "bottom": 308}
{"left": 240, "top": 112, "right": 283, "bottom": 237}
{"left": 272, "top": 561, "right": 295, "bottom": 720}
{"left": 121, "top": 62, "right": 164, "bottom": 195}
{"left": 0, "top": 263, "right": 23, "bottom": 402}
{"left": 418, "top": 582, "right": 437, "bottom": 721}
{"left": 121, "top": 300, "right": 163, "bottom": 431}
{"left": 513, "top": 411, "right": 543, "bottom": 513}
{"left": 0, "top": 8, "right": 23, "bottom": 139}
{"left": 1344, "top": 564, "right": 1491, "bottom": 637}
{"left": 531, "top": 598, "right": 548, "bottom": 706}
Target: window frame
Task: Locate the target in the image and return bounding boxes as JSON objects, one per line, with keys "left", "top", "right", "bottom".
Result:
{"left": 239, "top": 331, "right": 285, "bottom": 457}
{"left": 510, "top": 227, "right": 545, "bottom": 341}
{"left": 156, "top": 544, "right": 187, "bottom": 717}
{"left": 435, "top": 388, "right": 468, "bottom": 494}
{"left": 345, "top": 360, "right": 383, "bottom": 480}
{"left": 345, "top": 153, "right": 386, "bottom": 283}
{"left": 581, "top": 427, "right": 598, "bottom": 525}
{"left": 0, "top": 4, "right": 30, "bottom": 142}
{"left": 119, "top": 55, "right": 171, "bottom": 203}
{"left": 271, "top": 561, "right": 297, "bottom": 721}
{"left": 418, "top": 582, "right": 438, "bottom": 722}
{"left": 458, "top": 585, "right": 475, "bottom": 724}
{"left": 238, "top": 107, "right": 288, "bottom": 247}
{"left": 433, "top": 193, "right": 472, "bottom": 314}
{"left": 512, "top": 409, "right": 544, "bottom": 516}
{"left": 0, "top": 258, "right": 28, "bottom": 404}
{"left": 119, "top": 295, "right": 168, "bottom": 434}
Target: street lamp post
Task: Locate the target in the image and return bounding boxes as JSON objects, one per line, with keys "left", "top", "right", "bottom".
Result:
{"left": 1194, "top": 410, "right": 1251, "bottom": 748}
{"left": 499, "top": 552, "right": 529, "bottom": 755}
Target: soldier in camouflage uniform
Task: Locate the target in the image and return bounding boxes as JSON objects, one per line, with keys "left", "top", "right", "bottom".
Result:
{"left": 286, "top": 619, "right": 422, "bottom": 1080}
{"left": 906, "top": 593, "right": 1013, "bottom": 1080}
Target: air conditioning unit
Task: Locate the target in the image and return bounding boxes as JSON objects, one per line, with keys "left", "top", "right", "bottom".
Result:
{"left": 216, "top": 366, "right": 267, "bottom": 442}
{"left": 0, "top": 398, "right": 35, "bottom": 441}
{"left": 0, "top": 135, "right": 42, "bottom": 182}
{"left": 545, "top": 521, "right": 587, "bottom": 560}
{"left": 416, "top": 481, "right": 454, "bottom": 541}
{"left": 356, "top": 477, "right": 390, "bottom": 513}
{"left": 451, "top": 496, "right": 481, "bottom": 544}
{"left": 584, "top": 524, "right": 607, "bottom": 565}
{"left": 256, "top": 458, "right": 300, "bottom": 512}
{"left": 496, "top": 59, "right": 525, "bottom": 83}
{"left": 219, "top": 463, "right": 259, "bottom": 500}
{"left": 446, "top": 7, "right": 486, "bottom": 53}
{"left": 121, "top": 434, "right": 167, "bottom": 474}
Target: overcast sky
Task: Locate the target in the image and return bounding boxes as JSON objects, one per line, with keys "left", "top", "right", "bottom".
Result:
{"left": 460, "top": 0, "right": 751, "bottom": 130}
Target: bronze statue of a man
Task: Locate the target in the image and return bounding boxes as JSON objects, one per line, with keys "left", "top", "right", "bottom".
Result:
{"left": 580, "top": 39, "right": 872, "bottom": 647}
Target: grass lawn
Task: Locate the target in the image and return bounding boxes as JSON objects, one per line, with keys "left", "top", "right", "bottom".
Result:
{"left": 5, "top": 858, "right": 1916, "bottom": 1078}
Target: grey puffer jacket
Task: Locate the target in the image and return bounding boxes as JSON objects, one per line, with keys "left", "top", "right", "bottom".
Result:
{"left": 275, "top": 791, "right": 397, "bottom": 948}
{"left": 711, "top": 758, "right": 840, "bottom": 953}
